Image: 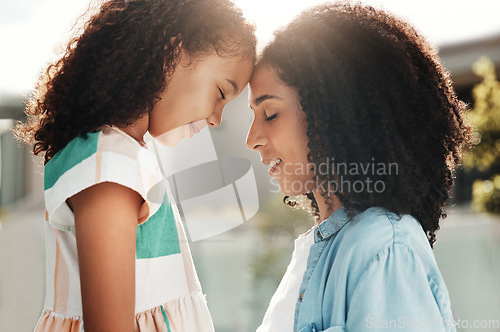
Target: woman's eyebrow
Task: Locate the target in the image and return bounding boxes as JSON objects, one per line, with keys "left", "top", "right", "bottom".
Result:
{"left": 252, "top": 94, "right": 283, "bottom": 107}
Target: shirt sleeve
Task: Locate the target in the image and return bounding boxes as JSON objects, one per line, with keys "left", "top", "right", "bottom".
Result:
{"left": 44, "top": 129, "right": 163, "bottom": 232}
{"left": 345, "top": 243, "right": 451, "bottom": 332}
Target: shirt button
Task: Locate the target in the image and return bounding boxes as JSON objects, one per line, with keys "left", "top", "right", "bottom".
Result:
{"left": 317, "top": 229, "right": 323, "bottom": 239}
{"left": 299, "top": 293, "right": 304, "bottom": 302}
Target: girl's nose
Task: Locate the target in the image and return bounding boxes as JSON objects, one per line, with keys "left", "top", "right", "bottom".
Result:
{"left": 207, "top": 109, "right": 222, "bottom": 127}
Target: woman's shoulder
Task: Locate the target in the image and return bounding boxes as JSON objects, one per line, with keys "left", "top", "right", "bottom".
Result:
{"left": 336, "top": 207, "right": 436, "bottom": 274}
{"left": 336, "top": 208, "right": 453, "bottom": 320}
{"left": 343, "top": 207, "right": 430, "bottom": 249}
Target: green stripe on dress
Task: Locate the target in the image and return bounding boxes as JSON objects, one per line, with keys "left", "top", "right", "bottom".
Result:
{"left": 44, "top": 131, "right": 101, "bottom": 190}
{"left": 160, "top": 306, "right": 172, "bottom": 332}
{"left": 136, "top": 193, "right": 181, "bottom": 259}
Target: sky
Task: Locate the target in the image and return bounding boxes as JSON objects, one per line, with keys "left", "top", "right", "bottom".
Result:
{"left": 1, "top": 0, "right": 500, "bottom": 97}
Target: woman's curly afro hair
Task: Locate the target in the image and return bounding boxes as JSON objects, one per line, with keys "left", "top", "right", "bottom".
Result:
{"left": 260, "top": 2, "right": 472, "bottom": 247}
{"left": 15, "top": 0, "right": 256, "bottom": 164}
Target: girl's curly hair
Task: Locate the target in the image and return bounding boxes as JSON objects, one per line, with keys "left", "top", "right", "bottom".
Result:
{"left": 259, "top": 3, "right": 472, "bottom": 247}
{"left": 15, "top": 0, "right": 256, "bottom": 164}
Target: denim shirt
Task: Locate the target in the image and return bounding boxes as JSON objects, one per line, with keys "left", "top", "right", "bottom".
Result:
{"left": 294, "top": 207, "right": 456, "bottom": 332}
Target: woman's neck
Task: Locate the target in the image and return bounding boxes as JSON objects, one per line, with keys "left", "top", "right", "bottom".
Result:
{"left": 312, "top": 188, "right": 342, "bottom": 223}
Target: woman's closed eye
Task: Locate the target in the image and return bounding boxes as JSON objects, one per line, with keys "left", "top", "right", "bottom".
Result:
{"left": 265, "top": 113, "right": 278, "bottom": 121}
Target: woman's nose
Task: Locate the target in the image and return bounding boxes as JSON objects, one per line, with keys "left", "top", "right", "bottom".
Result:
{"left": 246, "top": 120, "right": 266, "bottom": 151}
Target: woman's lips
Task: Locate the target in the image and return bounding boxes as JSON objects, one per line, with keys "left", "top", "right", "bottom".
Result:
{"left": 268, "top": 158, "right": 282, "bottom": 176}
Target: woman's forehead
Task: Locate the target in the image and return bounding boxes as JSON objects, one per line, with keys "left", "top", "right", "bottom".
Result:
{"left": 249, "top": 66, "right": 289, "bottom": 103}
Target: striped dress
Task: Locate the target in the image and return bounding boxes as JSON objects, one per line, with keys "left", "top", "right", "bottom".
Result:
{"left": 35, "top": 126, "right": 214, "bottom": 332}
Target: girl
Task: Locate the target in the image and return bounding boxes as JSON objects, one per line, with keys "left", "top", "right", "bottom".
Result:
{"left": 15, "top": 0, "right": 255, "bottom": 331}
{"left": 246, "top": 3, "right": 471, "bottom": 332}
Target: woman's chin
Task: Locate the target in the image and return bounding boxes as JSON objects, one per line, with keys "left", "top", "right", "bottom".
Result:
{"left": 277, "top": 184, "right": 310, "bottom": 197}
{"left": 275, "top": 177, "right": 315, "bottom": 197}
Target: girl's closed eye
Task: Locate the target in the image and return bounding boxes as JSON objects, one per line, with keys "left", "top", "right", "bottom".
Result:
{"left": 218, "top": 87, "right": 226, "bottom": 100}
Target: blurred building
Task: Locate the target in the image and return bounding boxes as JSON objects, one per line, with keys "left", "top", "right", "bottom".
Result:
{"left": 438, "top": 34, "right": 500, "bottom": 203}
{"left": 440, "top": 34, "right": 500, "bottom": 101}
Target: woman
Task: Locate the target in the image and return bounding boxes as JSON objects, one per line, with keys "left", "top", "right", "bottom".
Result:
{"left": 246, "top": 3, "right": 470, "bottom": 332}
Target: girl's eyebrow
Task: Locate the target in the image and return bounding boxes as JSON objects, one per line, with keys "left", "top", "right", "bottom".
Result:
{"left": 226, "top": 79, "right": 238, "bottom": 95}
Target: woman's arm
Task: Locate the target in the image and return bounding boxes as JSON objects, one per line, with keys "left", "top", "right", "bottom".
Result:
{"left": 70, "top": 182, "right": 143, "bottom": 332}
{"left": 345, "top": 243, "right": 450, "bottom": 332}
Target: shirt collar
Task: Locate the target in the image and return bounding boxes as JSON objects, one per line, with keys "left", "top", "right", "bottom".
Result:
{"left": 314, "top": 206, "right": 350, "bottom": 243}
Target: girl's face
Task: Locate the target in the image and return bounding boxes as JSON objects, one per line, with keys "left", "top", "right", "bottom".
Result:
{"left": 246, "top": 65, "right": 315, "bottom": 196}
{"left": 148, "top": 50, "right": 254, "bottom": 137}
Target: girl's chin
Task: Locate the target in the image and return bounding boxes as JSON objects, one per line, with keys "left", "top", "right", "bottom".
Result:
{"left": 148, "top": 126, "right": 172, "bottom": 138}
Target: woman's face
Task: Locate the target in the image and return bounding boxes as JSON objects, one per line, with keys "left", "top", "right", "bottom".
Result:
{"left": 148, "top": 49, "right": 254, "bottom": 137}
{"left": 246, "top": 65, "right": 315, "bottom": 196}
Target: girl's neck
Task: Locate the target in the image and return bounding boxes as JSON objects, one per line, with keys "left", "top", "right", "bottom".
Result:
{"left": 312, "top": 188, "right": 342, "bottom": 223}
{"left": 115, "top": 114, "right": 150, "bottom": 146}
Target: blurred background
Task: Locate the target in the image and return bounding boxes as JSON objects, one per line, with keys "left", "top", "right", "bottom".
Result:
{"left": 1, "top": 0, "right": 499, "bottom": 331}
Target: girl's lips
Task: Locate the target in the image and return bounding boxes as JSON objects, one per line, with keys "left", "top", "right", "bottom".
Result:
{"left": 190, "top": 122, "right": 201, "bottom": 134}
{"left": 189, "top": 123, "right": 196, "bottom": 137}
{"left": 189, "top": 119, "right": 208, "bottom": 137}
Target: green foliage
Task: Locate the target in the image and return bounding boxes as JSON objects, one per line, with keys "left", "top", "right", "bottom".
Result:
{"left": 465, "top": 57, "right": 500, "bottom": 214}
{"left": 0, "top": 207, "right": 6, "bottom": 227}
{"left": 472, "top": 175, "right": 500, "bottom": 214}
{"left": 249, "top": 194, "right": 314, "bottom": 284}
{"left": 254, "top": 195, "right": 314, "bottom": 239}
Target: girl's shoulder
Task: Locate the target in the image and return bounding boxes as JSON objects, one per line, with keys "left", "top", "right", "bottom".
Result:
{"left": 43, "top": 126, "right": 164, "bottom": 232}
{"left": 45, "top": 126, "right": 158, "bottom": 188}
